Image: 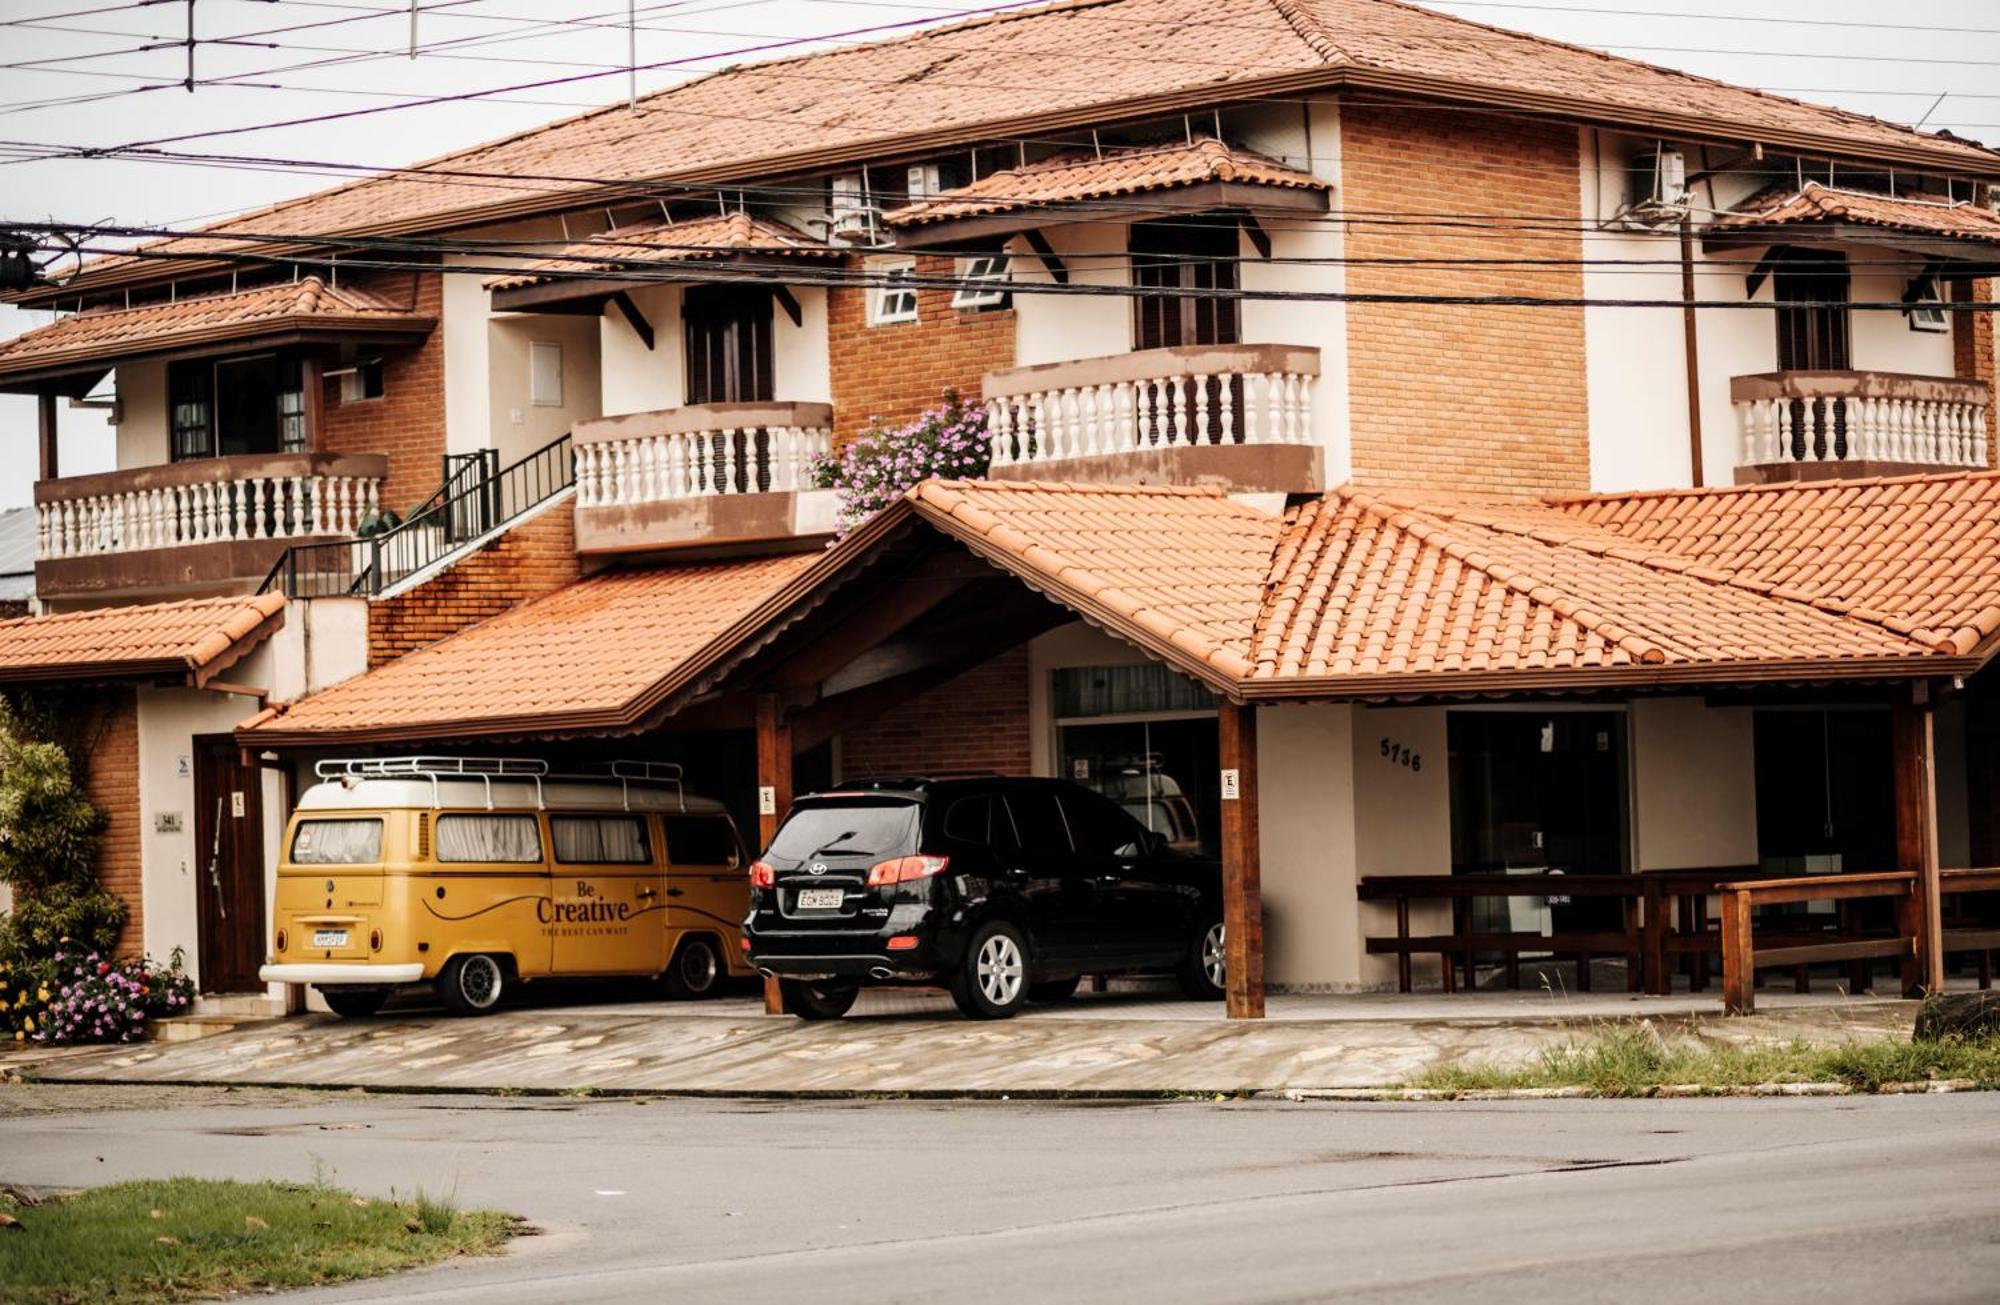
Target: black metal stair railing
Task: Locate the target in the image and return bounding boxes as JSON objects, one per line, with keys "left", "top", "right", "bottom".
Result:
{"left": 260, "top": 433, "right": 573, "bottom": 600}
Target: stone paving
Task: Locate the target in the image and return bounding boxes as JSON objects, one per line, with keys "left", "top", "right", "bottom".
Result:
{"left": 9, "top": 986, "right": 1919, "bottom": 1096}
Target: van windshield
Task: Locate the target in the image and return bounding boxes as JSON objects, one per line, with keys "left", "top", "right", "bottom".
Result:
{"left": 767, "top": 799, "right": 919, "bottom": 863}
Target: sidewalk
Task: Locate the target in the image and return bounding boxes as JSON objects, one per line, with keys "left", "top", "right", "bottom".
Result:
{"left": 12, "top": 987, "right": 1919, "bottom": 1096}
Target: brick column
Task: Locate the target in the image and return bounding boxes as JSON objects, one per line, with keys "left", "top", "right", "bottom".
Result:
{"left": 1951, "top": 277, "right": 1996, "bottom": 467}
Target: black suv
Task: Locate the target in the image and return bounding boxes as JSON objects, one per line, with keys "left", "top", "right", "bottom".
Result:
{"left": 743, "top": 775, "right": 1225, "bottom": 1020}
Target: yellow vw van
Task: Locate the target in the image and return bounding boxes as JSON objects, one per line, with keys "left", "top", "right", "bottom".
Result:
{"left": 259, "top": 758, "right": 756, "bottom": 1017}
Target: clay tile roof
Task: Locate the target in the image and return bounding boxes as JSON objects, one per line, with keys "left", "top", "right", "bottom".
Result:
{"left": 484, "top": 211, "right": 840, "bottom": 291}
{"left": 908, "top": 479, "right": 1282, "bottom": 685}
{"left": 240, "top": 553, "right": 817, "bottom": 745}
{"left": 0, "top": 277, "right": 430, "bottom": 383}
{"left": 885, "top": 138, "right": 1326, "bottom": 227}
{"left": 1714, "top": 182, "right": 2000, "bottom": 249}
{"left": 1248, "top": 487, "right": 1949, "bottom": 690}
{"left": 0, "top": 593, "right": 285, "bottom": 687}
{"left": 1548, "top": 471, "right": 2000, "bottom": 658}
{"left": 42, "top": 0, "right": 1996, "bottom": 297}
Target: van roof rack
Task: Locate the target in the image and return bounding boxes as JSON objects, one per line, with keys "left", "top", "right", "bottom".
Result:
{"left": 312, "top": 756, "right": 688, "bottom": 812}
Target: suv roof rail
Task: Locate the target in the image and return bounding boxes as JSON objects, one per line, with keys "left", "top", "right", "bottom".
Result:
{"left": 838, "top": 771, "right": 1003, "bottom": 790}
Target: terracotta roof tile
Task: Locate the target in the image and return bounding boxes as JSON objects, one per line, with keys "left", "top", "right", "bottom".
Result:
{"left": 885, "top": 138, "right": 1324, "bottom": 227}
{"left": 910, "top": 479, "right": 1280, "bottom": 684}
{"left": 0, "top": 593, "right": 285, "bottom": 686}
{"left": 54, "top": 0, "right": 1994, "bottom": 291}
{"left": 0, "top": 277, "right": 428, "bottom": 381}
{"left": 1714, "top": 182, "right": 2000, "bottom": 248}
{"left": 483, "top": 211, "right": 839, "bottom": 291}
{"left": 1550, "top": 471, "right": 2000, "bottom": 658}
{"left": 243, "top": 553, "right": 816, "bottom": 743}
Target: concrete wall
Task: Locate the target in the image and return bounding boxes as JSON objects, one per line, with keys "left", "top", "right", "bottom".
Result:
{"left": 1256, "top": 703, "right": 1361, "bottom": 990}
{"left": 1628, "top": 697, "right": 1758, "bottom": 870}
{"left": 113, "top": 361, "right": 167, "bottom": 469}
{"left": 486, "top": 310, "right": 602, "bottom": 470}
{"left": 598, "top": 283, "right": 833, "bottom": 419}
{"left": 263, "top": 596, "right": 371, "bottom": 703}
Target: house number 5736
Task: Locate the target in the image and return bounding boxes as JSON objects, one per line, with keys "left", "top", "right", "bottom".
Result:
{"left": 1379, "top": 738, "right": 1422, "bottom": 772}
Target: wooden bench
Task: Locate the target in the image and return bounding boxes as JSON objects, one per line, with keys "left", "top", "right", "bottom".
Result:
{"left": 1718, "top": 872, "right": 1919, "bottom": 1015}
{"left": 1943, "top": 867, "right": 2000, "bottom": 989}
{"left": 1358, "top": 875, "right": 1645, "bottom": 994}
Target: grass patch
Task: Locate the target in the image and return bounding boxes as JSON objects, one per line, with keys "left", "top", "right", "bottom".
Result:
{"left": 1410, "top": 1023, "right": 2000, "bottom": 1098}
{"left": 0, "top": 1178, "right": 516, "bottom": 1305}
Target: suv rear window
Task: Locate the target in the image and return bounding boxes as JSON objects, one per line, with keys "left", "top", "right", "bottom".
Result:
{"left": 767, "top": 799, "right": 920, "bottom": 862}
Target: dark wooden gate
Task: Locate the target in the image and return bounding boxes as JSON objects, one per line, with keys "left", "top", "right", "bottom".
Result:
{"left": 192, "top": 734, "right": 267, "bottom": 993}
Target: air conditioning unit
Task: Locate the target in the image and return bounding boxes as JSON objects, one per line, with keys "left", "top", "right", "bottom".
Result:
{"left": 906, "top": 163, "right": 943, "bottom": 200}
{"left": 829, "top": 172, "right": 883, "bottom": 245}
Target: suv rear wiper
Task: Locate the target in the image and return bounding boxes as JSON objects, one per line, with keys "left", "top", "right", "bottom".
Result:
{"left": 806, "top": 830, "right": 865, "bottom": 859}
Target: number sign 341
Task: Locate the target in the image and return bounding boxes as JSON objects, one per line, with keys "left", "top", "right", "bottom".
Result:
{"left": 1379, "top": 737, "right": 1422, "bottom": 772}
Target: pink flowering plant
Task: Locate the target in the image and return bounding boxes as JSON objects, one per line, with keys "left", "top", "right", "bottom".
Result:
{"left": 811, "top": 389, "right": 990, "bottom": 535}
{"left": 33, "top": 950, "right": 194, "bottom": 1044}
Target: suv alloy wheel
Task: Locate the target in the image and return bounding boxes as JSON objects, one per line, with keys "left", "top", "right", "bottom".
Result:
{"left": 950, "top": 920, "right": 1030, "bottom": 1019}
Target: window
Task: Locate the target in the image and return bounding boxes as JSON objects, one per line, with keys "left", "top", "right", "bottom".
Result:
{"left": 1907, "top": 281, "right": 1949, "bottom": 333}
{"left": 1131, "top": 218, "right": 1240, "bottom": 351}
{"left": 169, "top": 361, "right": 213, "bottom": 461}
{"left": 1004, "top": 791, "right": 1072, "bottom": 856}
{"left": 870, "top": 263, "right": 919, "bottom": 325}
{"left": 951, "top": 254, "right": 1010, "bottom": 310}
{"left": 1770, "top": 246, "right": 1851, "bottom": 371}
{"left": 338, "top": 358, "right": 385, "bottom": 403}
{"left": 1051, "top": 664, "right": 1217, "bottom": 719}
{"left": 665, "top": 816, "right": 741, "bottom": 867}
{"left": 1059, "top": 791, "right": 1147, "bottom": 857}
{"left": 767, "top": 800, "right": 919, "bottom": 862}
{"left": 550, "top": 814, "right": 651, "bottom": 865}
{"left": 683, "top": 286, "right": 774, "bottom": 404}
{"left": 941, "top": 795, "right": 992, "bottom": 844}
{"left": 168, "top": 351, "right": 310, "bottom": 461}
{"left": 290, "top": 818, "right": 384, "bottom": 865}
{"left": 434, "top": 813, "right": 544, "bottom": 863}
{"left": 529, "top": 340, "right": 564, "bottom": 407}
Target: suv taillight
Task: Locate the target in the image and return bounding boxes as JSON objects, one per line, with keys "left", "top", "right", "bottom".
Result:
{"left": 866, "top": 854, "right": 950, "bottom": 887}
{"left": 749, "top": 859, "right": 775, "bottom": 888}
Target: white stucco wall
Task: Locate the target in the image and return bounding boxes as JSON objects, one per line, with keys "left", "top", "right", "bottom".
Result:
{"left": 487, "top": 311, "right": 602, "bottom": 469}
{"left": 1628, "top": 697, "right": 1758, "bottom": 871}
{"left": 1256, "top": 703, "right": 1362, "bottom": 990}
{"left": 1007, "top": 221, "right": 1133, "bottom": 367}
{"left": 262, "top": 597, "right": 370, "bottom": 704}
{"left": 441, "top": 259, "right": 495, "bottom": 457}
{"left": 113, "top": 361, "right": 167, "bottom": 469}
{"left": 600, "top": 285, "right": 683, "bottom": 416}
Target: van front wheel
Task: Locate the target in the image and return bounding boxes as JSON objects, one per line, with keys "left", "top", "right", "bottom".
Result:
{"left": 438, "top": 954, "right": 506, "bottom": 1016}
{"left": 661, "top": 935, "right": 724, "bottom": 1000}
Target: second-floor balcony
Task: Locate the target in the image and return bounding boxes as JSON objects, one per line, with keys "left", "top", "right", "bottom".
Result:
{"left": 572, "top": 401, "right": 836, "bottom": 552}
{"left": 981, "top": 344, "right": 1324, "bottom": 494}
{"left": 1732, "top": 371, "right": 1991, "bottom": 483}
{"left": 35, "top": 452, "right": 388, "bottom": 598}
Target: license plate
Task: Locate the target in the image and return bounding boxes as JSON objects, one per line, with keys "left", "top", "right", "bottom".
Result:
{"left": 312, "top": 929, "right": 349, "bottom": 949}
{"left": 794, "top": 888, "right": 845, "bottom": 911}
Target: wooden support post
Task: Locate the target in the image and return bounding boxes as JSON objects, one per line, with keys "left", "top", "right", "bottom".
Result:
{"left": 1720, "top": 886, "right": 1754, "bottom": 1015}
{"left": 302, "top": 356, "right": 325, "bottom": 453}
{"left": 755, "top": 692, "right": 794, "bottom": 1016}
{"left": 37, "top": 391, "right": 59, "bottom": 480}
{"left": 1217, "top": 699, "right": 1264, "bottom": 1020}
{"left": 1893, "top": 692, "right": 1945, "bottom": 996}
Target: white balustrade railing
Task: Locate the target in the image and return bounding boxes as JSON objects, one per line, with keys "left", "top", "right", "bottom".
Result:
{"left": 982, "top": 344, "right": 1320, "bottom": 469}
{"left": 573, "top": 403, "right": 835, "bottom": 507}
{"left": 36, "top": 463, "right": 383, "bottom": 561}
{"left": 1733, "top": 372, "right": 1990, "bottom": 471}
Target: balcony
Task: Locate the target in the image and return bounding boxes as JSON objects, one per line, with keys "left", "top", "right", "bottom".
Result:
{"left": 1732, "top": 371, "right": 1992, "bottom": 484}
{"left": 572, "top": 401, "right": 836, "bottom": 552}
{"left": 981, "top": 344, "right": 1323, "bottom": 493}
{"left": 34, "top": 452, "right": 388, "bottom": 599}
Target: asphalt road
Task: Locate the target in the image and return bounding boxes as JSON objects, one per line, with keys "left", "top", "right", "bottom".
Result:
{"left": 3, "top": 1085, "right": 1997, "bottom": 1304}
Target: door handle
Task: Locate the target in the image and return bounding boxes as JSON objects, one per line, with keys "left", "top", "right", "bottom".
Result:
{"left": 666, "top": 887, "right": 685, "bottom": 898}
{"left": 636, "top": 887, "right": 658, "bottom": 900}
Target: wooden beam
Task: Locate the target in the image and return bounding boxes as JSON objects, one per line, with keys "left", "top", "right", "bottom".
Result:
{"left": 36, "top": 391, "right": 58, "bottom": 480}
{"left": 755, "top": 691, "right": 794, "bottom": 1016}
{"left": 1238, "top": 212, "right": 1271, "bottom": 260}
{"left": 611, "top": 292, "right": 655, "bottom": 350}
{"left": 301, "top": 355, "right": 325, "bottom": 454}
{"left": 1893, "top": 692, "right": 1946, "bottom": 995}
{"left": 1217, "top": 699, "right": 1265, "bottom": 1019}
{"left": 772, "top": 285, "right": 803, "bottom": 328}
{"left": 1022, "top": 230, "right": 1069, "bottom": 284}
{"left": 1679, "top": 218, "right": 1704, "bottom": 487}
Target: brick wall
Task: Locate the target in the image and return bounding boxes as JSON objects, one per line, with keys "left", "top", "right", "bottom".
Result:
{"left": 1953, "top": 277, "right": 1997, "bottom": 466}
{"left": 827, "top": 254, "right": 1016, "bottom": 446}
{"left": 82, "top": 687, "right": 143, "bottom": 955}
{"left": 366, "top": 503, "right": 580, "bottom": 666}
{"left": 320, "top": 266, "right": 448, "bottom": 510}
{"left": 1341, "top": 105, "right": 1590, "bottom": 496}
{"left": 839, "top": 647, "right": 1031, "bottom": 778}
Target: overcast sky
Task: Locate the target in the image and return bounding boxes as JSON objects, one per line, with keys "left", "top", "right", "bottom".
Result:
{"left": 3, "top": 0, "right": 1996, "bottom": 510}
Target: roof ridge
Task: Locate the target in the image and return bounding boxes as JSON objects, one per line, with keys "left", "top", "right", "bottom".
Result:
{"left": 1544, "top": 467, "right": 2000, "bottom": 508}
{"left": 1265, "top": 0, "right": 1354, "bottom": 64}
{"left": 1424, "top": 492, "right": 1966, "bottom": 655}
